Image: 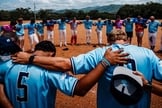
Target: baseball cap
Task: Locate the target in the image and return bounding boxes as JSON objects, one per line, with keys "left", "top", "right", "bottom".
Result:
{"left": 111, "top": 66, "right": 143, "bottom": 105}
{"left": 0, "top": 36, "right": 22, "bottom": 56}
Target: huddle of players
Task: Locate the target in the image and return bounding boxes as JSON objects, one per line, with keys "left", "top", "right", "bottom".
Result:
{"left": 0, "top": 15, "right": 162, "bottom": 52}
{"left": 0, "top": 29, "right": 162, "bottom": 108}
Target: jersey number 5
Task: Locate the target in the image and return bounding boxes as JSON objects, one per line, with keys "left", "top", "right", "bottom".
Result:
{"left": 17, "top": 72, "right": 29, "bottom": 102}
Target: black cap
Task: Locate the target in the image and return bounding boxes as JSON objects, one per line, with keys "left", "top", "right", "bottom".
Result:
{"left": 0, "top": 36, "right": 22, "bottom": 55}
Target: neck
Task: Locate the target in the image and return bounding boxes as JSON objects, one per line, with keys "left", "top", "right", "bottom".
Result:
{"left": 115, "top": 40, "right": 128, "bottom": 44}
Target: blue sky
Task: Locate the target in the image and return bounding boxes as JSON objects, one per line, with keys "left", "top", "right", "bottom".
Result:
{"left": 0, "top": 0, "right": 162, "bottom": 10}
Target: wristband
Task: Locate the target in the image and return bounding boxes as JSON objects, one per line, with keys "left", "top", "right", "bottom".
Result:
{"left": 29, "top": 55, "right": 36, "bottom": 64}
{"left": 100, "top": 57, "right": 111, "bottom": 69}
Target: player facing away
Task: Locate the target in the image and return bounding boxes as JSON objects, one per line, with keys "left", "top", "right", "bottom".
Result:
{"left": 68, "top": 17, "right": 81, "bottom": 45}
{"left": 0, "top": 35, "right": 123, "bottom": 108}
{"left": 134, "top": 15, "right": 147, "bottom": 46}
{"left": 13, "top": 29, "right": 162, "bottom": 108}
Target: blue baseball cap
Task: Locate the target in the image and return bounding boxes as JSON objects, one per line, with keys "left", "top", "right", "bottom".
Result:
{"left": 0, "top": 36, "right": 22, "bottom": 55}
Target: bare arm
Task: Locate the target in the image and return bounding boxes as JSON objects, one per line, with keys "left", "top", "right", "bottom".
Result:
{"left": 32, "top": 56, "right": 71, "bottom": 71}
{"left": 12, "top": 48, "right": 128, "bottom": 72}
{"left": 0, "top": 84, "right": 13, "bottom": 108}
{"left": 133, "top": 71, "right": 162, "bottom": 97}
{"left": 12, "top": 53, "right": 72, "bottom": 71}
{"left": 151, "top": 80, "right": 162, "bottom": 96}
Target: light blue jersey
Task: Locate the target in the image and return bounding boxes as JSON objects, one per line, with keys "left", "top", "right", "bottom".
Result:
{"left": 15, "top": 24, "right": 25, "bottom": 36}
{"left": 71, "top": 44, "right": 162, "bottom": 108}
{"left": 82, "top": 20, "right": 93, "bottom": 29}
{"left": 24, "top": 23, "right": 36, "bottom": 35}
{"left": 104, "top": 20, "right": 114, "bottom": 34}
{"left": 123, "top": 19, "right": 134, "bottom": 32}
{"left": 35, "top": 22, "right": 45, "bottom": 34}
{"left": 148, "top": 20, "right": 161, "bottom": 33}
{"left": 94, "top": 21, "right": 104, "bottom": 30}
{"left": 0, "top": 60, "right": 77, "bottom": 108}
{"left": 56, "top": 20, "right": 69, "bottom": 30}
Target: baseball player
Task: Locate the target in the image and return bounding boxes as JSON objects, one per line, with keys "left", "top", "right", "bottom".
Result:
{"left": 0, "top": 33, "right": 119, "bottom": 108}
{"left": 24, "top": 18, "right": 39, "bottom": 52}
{"left": 46, "top": 19, "right": 56, "bottom": 44}
{"left": 134, "top": 15, "right": 147, "bottom": 46}
{"left": 103, "top": 19, "right": 114, "bottom": 45}
{"left": 56, "top": 17, "right": 69, "bottom": 47}
{"left": 81, "top": 15, "right": 94, "bottom": 45}
{"left": 15, "top": 18, "right": 25, "bottom": 51}
{"left": 68, "top": 17, "right": 81, "bottom": 45}
{"left": 114, "top": 15, "right": 123, "bottom": 29}
{"left": 13, "top": 29, "right": 162, "bottom": 108}
{"left": 35, "top": 19, "right": 46, "bottom": 42}
{"left": 94, "top": 18, "right": 104, "bottom": 46}
{"left": 147, "top": 16, "right": 161, "bottom": 51}
{"left": 123, "top": 17, "right": 134, "bottom": 44}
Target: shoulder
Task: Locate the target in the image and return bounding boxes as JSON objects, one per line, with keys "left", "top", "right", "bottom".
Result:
{"left": 0, "top": 60, "right": 13, "bottom": 72}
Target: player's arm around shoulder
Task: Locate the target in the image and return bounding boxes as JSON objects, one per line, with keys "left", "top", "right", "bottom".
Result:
{"left": 73, "top": 48, "right": 129, "bottom": 96}
{"left": 12, "top": 52, "right": 72, "bottom": 71}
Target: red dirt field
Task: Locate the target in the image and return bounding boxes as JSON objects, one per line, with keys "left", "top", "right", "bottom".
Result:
{"left": 0, "top": 20, "right": 162, "bottom": 108}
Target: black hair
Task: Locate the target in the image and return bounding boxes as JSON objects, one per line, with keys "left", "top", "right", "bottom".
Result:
{"left": 34, "top": 40, "right": 56, "bottom": 56}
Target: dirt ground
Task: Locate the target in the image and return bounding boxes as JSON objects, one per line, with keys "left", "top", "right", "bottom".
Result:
{"left": 0, "top": 21, "right": 162, "bottom": 108}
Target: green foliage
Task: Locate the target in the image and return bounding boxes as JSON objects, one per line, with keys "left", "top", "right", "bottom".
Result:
{"left": 117, "top": 2, "right": 162, "bottom": 19}
{"left": 0, "top": 2, "right": 162, "bottom": 21}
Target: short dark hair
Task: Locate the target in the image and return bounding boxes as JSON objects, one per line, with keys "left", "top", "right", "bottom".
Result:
{"left": 34, "top": 40, "right": 56, "bottom": 56}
